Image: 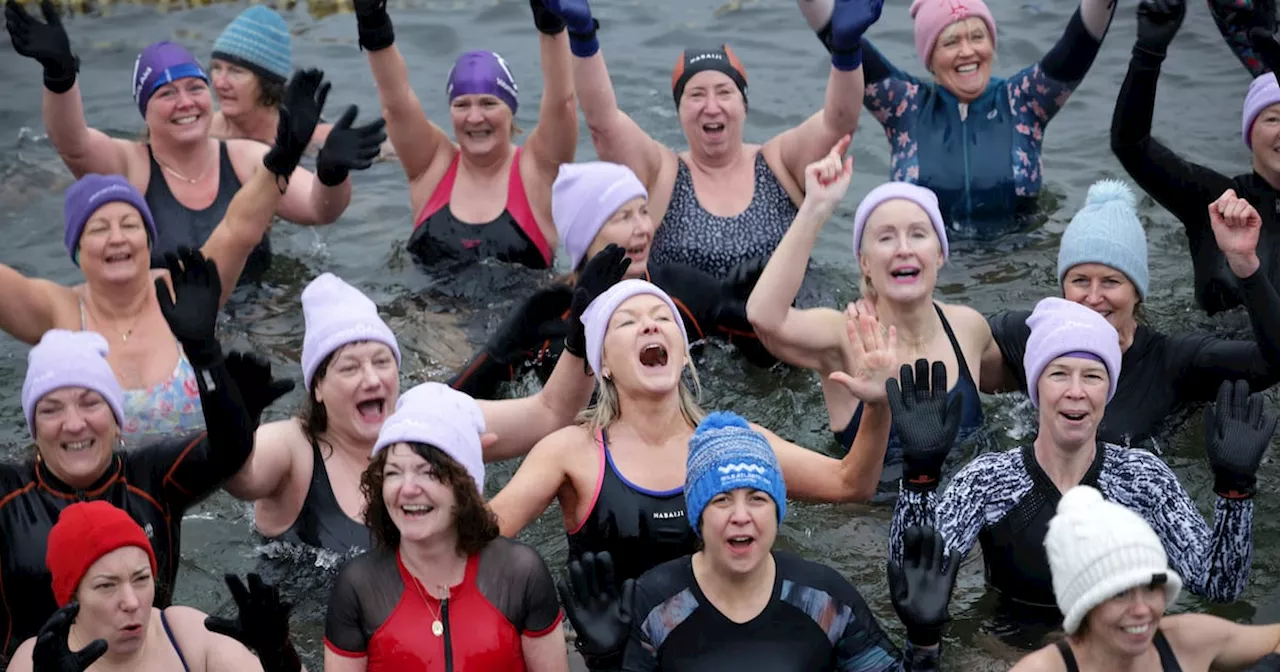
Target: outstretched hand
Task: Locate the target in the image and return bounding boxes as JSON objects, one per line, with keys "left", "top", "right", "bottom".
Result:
{"left": 1204, "top": 379, "right": 1278, "bottom": 499}
{"left": 155, "top": 247, "right": 223, "bottom": 368}
{"left": 887, "top": 359, "right": 962, "bottom": 491}
{"left": 4, "top": 0, "right": 78, "bottom": 92}
{"left": 1135, "top": 0, "right": 1187, "bottom": 56}
{"left": 556, "top": 552, "right": 634, "bottom": 669}
{"left": 888, "top": 525, "right": 959, "bottom": 648}
{"left": 829, "top": 309, "right": 898, "bottom": 404}
{"left": 803, "top": 134, "right": 853, "bottom": 211}
{"left": 264, "top": 68, "right": 330, "bottom": 181}
{"left": 223, "top": 353, "right": 295, "bottom": 429}
{"left": 316, "top": 105, "right": 387, "bottom": 186}
{"left": 31, "top": 602, "right": 106, "bottom": 672}
{"left": 564, "top": 244, "right": 631, "bottom": 359}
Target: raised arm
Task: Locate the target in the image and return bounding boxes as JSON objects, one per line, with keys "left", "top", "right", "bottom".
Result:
{"left": 201, "top": 164, "right": 286, "bottom": 306}
{"left": 756, "top": 422, "right": 878, "bottom": 503}
{"left": 0, "top": 268, "right": 71, "bottom": 345}
{"left": 224, "top": 420, "right": 300, "bottom": 503}
{"left": 524, "top": 3, "right": 579, "bottom": 173}
{"left": 488, "top": 428, "right": 574, "bottom": 536}
{"left": 5, "top": 0, "right": 133, "bottom": 178}
{"left": 1207, "top": 0, "right": 1275, "bottom": 77}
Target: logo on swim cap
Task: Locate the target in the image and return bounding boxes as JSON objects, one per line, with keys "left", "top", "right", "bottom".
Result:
{"left": 671, "top": 44, "right": 748, "bottom": 109}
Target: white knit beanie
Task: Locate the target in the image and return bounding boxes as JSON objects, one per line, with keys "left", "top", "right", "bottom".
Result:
{"left": 1045, "top": 486, "right": 1182, "bottom": 635}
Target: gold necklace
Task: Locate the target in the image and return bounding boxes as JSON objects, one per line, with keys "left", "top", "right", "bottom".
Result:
{"left": 410, "top": 575, "right": 449, "bottom": 637}
{"left": 154, "top": 150, "right": 212, "bottom": 185}
{"left": 87, "top": 299, "right": 142, "bottom": 343}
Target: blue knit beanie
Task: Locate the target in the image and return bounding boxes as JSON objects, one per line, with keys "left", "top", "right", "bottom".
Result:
{"left": 1056, "top": 180, "right": 1149, "bottom": 300}
{"left": 684, "top": 412, "right": 786, "bottom": 537}
{"left": 211, "top": 6, "right": 292, "bottom": 84}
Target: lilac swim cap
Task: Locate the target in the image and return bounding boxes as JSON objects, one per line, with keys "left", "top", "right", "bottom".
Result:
{"left": 132, "top": 41, "right": 209, "bottom": 118}
{"left": 446, "top": 50, "right": 519, "bottom": 115}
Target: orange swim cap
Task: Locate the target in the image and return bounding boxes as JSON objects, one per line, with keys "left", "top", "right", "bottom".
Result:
{"left": 671, "top": 44, "right": 748, "bottom": 109}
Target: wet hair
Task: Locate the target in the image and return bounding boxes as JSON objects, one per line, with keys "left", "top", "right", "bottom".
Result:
{"left": 579, "top": 354, "right": 706, "bottom": 431}
{"left": 299, "top": 349, "right": 338, "bottom": 448}
{"left": 361, "top": 442, "right": 499, "bottom": 554}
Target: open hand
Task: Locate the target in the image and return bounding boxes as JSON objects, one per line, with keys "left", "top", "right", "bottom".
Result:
{"left": 316, "top": 105, "right": 387, "bottom": 186}
{"left": 556, "top": 552, "right": 634, "bottom": 669}
{"left": 31, "top": 602, "right": 106, "bottom": 672}
{"left": 829, "top": 310, "right": 898, "bottom": 404}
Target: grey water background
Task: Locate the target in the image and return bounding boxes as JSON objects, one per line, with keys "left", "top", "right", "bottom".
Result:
{"left": 2, "top": 0, "right": 1279, "bottom": 668}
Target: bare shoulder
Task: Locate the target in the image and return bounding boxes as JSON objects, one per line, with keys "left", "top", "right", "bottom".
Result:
{"left": 1160, "top": 613, "right": 1231, "bottom": 650}
{"left": 938, "top": 302, "right": 991, "bottom": 336}
{"left": 256, "top": 417, "right": 308, "bottom": 451}
{"left": 1009, "top": 644, "right": 1067, "bottom": 672}
{"left": 535, "top": 423, "right": 596, "bottom": 459}
{"left": 7, "top": 636, "right": 36, "bottom": 671}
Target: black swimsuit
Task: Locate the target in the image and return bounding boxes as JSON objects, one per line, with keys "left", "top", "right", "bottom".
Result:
{"left": 1055, "top": 631, "right": 1182, "bottom": 671}
{"left": 265, "top": 438, "right": 373, "bottom": 555}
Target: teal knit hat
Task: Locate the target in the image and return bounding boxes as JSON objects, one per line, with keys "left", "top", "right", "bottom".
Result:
{"left": 1056, "top": 180, "right": 1149, "bottom": 300}
{"left": 684, "top": 412, "right": 786, "bottom": 537}
{"left": 211, "top": 6, "right": 292, "bottom": 84}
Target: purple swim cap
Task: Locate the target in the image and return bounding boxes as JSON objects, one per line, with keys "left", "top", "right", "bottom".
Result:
{"left": 446, "top": 50, "right": 519, "bottom": 115}
{"left": 132, "top": 41, "right": 209, "bottom": 117}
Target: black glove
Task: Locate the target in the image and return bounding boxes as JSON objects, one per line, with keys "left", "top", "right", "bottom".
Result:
{"left": 713, "top": 256, "right": 767, "bottom": 331}
{"left": 316, "top": 105, "right": 387, "bottom": 186}
{"left": 263, "top": 69, "right": 330, "bottom": 182}
{"left": 353, "top": 0, "right": 395, "bottom": 51}
{"left": 1135, "top": 0, "right": 1186, "bottom": 58}
{"left": 556, "top": 552, "right": 634, "bottom": 670}
{"left": 485, "top": 286, "right": 574, "bottom": 364}
{"left": 565, "top": 244, "right": 630, "bottom": 360}
{"left": 204, "top": 574, "right": 301, "bottom": 672}
{"left": 1204, "top": 379, "right": 1278, "bottom": 499}
{"left": 155, "top": 247, "right": 223, "bottom": 369}
{"left": 530, "top": 0, "right": 566, "bottom": 35}
{"left": 31, "top": 603, "right": 106, "bottom": 672}
{"left": 886, "top": 359, "right": 962, "bottom": 492}
{"left": 888, "top": 525, "right": 959, "bottom": 648}
{"left": 224, "top": 352, "right": 295, "bottom": 429}
{"left": 5, "top": 0, "right": 78, "bottom": 93}
{"left": 1251, "top": 27, "right": 1280, "bottom": 76}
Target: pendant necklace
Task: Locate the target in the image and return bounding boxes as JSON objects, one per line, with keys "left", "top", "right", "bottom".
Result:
{"left": 155, "top": 151, "right": 212, "bottom": 185}
{"left": 411, "top": 576, "right": 449, "bottom": 637}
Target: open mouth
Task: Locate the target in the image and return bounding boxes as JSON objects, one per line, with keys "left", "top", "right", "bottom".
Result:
{"left": 356, "top": 398, "right": 387, "bottom": 423}
{"left": 1060, "top": 411, "right": 1087, "bottom": 422}
{"left": 889, "top": 267, "right": 920, "bottom": 282}
{"left": 702, "top": 122, "right": 725, "bottom": 136}
{"left": 1121, "top": 623, "right": 1150, "bottom": 635}
{"left": 172, "top": 115, "right": 200, "bottom": 126}
{"left": 120, "top": 623, "right": 143, "bottom": 636}
{"left": 401, "top": 504, "right": 435, "bottom": 518}
{"left": 727, "top": 535, "right": 755, "bottom": 554}
{"left": 956, "top": 63, "right": 979, "bottom": 75}
{"left": 626, "top": 243, "right": 648, "bottom": 258}
{"left": 466, "top": 129, "right": 494, "bottom": 140}
{"left": 104, "top": 251, "right": 133, "bottom": 264}
{"left": 62, "top": 439, "right": 94, "bottom": 453}
{"left": 639, "top": 343, "right": 669, "bottom": 368}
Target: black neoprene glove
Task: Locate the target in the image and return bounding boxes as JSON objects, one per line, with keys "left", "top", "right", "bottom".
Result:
{"left": 713, "top": 256, "right": 766, "bottom": 332}
{"left": 353, "top": 0, "right": 395, "bottom": 51}
{"left": 263, "top": 69, "right": 329, "bottom": 183}
{"left": 486, "top": 286, "right": 574, "bottom": 364}
{"left": 223, "top": 353, "right": 294, "bottom": 429}
{"left": 887, "top": 359, "right": 962, "bottom": 492}
{"left": 530, "top": 0, "right": 566, "bottom": 35}
{"left": 204, "top": 574, "right": 301, "bottom": 672}
{"left": 5, "top": 0, "right": 78, "bottom": 93}
{"left": 31, "top": 603, "right": 106, "bottom": 672}
{"left": 1134, "top": 0, "right": 1186, "bottom": 59}
{"left": 1204, "top": 379, "right": 1278, "bottom": 500}
{"left": 316, "top": 105, "right": 387, "bottom": 186}
{"left": 888, "top": 525, "right": 959, "bottom": 648}
{"left": 155, "top": 247, "right": 224, "bottom": 369}
{"left": 556, "top": 552, "right": 634, "bottom": 671}
{"left": 565, "top": 244, "right": 630, "bottom": 360}
{"left": 1251, "top": 27, "right": 1280, "bottom": 75}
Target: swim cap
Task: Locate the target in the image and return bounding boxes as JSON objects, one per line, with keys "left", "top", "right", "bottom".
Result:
{"left": 1022, "top": 297, "right": 1121, "bottom": 408}
{"left": 909, "top": 0, "right": 997, "bottom": 67}
{"left": 132, "top": 41, "right": 210, "bottom": 118}
{"left": 1057, "top": 179, "right": 1148, "bottom": 299}
{"left": 671, "top": 45, "right": 748, "bottom": 109}
{"left": 685, "top": 411, "right": 786, "bottom": 537}
{"left": 851, "top": 182, "right": 949, "bottom": 260}
{"left": 47, "top": 501, "right": 158, "bottom": 607}
{"left": 300, "top": 273, "right": 401, "bottom": 391}
{"left": 22, "top": 330, "right": 126, "bottom": 441}
{"left": 63, "top": 174, "right": 157, "bottom": 266}
{"left": 1046, "top": 485, "right": 1181, "bottom": 635}
{"left": 1242, "top": 73, "right": 1280, "bottom": 149}
{"left": 372, "top": 382, "right": 487, "bottom": 493}
{"left": 552, "top": 162, "right": 648, "bottom": 269}
{"left": 446, "top": 50, "right": 519, "bottom": 115}
{"left": 581, "top": 279, "right": 689, "bottom": 383}
{"left": 211, "top": 6, "right": 292, "bottom": 84}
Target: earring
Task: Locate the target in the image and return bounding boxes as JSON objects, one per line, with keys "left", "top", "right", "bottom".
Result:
{"left": 602, "top": 368, "right": 612, "bottom": 380}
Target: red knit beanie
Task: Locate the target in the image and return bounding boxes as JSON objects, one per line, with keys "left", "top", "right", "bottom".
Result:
{"left": 46, "top": 501, "right": 157, "bottom": 607}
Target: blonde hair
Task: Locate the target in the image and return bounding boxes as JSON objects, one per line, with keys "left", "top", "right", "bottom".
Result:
{"left": 578, "top": 353, "right": 706, "bottom": 431}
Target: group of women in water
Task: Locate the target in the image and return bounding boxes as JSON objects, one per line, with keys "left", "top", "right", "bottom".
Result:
{"left": 2, "top": 0, "right": 1280, "bottom": 668}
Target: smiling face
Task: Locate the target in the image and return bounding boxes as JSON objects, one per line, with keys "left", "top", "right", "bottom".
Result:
{"left": 73, "top": 546, "right": 155, "bottom": 656}
{"left": 34, "top": 387, "right": 117, "bottom": 486}
{"left": 1081, "top": 584, "right": 1167, "bottom": 658}
{"left": 209, "top": 58, "right": 265, "bottom": 119}
{"left": 584, "top": 197, "right": 654, "bottom": 278}
{"left": 1036, "top": 356, "right": 1109, "bottom": 449}
{"left": 858, "top": 199, "right": 944, "bottom": 304}
{"left": 144, "top": 77, "right": 213, "bottom": 144}
{"left": 1061, "top": 263, "right": 1139, "bottom": 335}
{"left": 699, "top": 488, "right": 777, "bottom": 577}
{"left": 380, "top": 443, "right": 459, "bottom": 544}
{"left": 678, "top": 71, "right": 746, "bottom": 159}
{"left": 77, "top": 201, "right": 151, "bottom": 284}
{"left": 601, "top": 294, "right": 687, "bottom": 397}
{"left": 1251, "top": 102, "right": 1280, "bottom": 179}
{"left": 313, "top": 342, "right": 400, "bottom": 444}
{"left": 450, "top": 94, "right": 513, "bottom": 156}
{"left": 928, "top": 17, "right": 994, "bottom": 104}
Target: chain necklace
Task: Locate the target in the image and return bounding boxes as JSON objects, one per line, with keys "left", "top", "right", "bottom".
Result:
{"left": 86, "top": 298, "right": 142, "bottom": 343}
{"left": 410, "top": 576, "right": 449, "bottom": 637}
{"left": 154, "top": 150, "right": 213, "bottom": 185}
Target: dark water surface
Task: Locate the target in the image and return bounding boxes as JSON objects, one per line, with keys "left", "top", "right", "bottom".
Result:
{"left": 2, "top": 0, "right": 1279, "bottom": 669}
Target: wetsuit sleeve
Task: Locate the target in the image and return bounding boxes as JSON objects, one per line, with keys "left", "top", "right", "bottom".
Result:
{"left": 1110, "top": 49, "right": 1235, "bottom": 242}
{"left": 987, "top": 311, "right": 1032, "bottom": 392}
{"left": 1038, "top": 9, "right": 1107, "bottom": 86}
{"left": 1170, "top": 271, "right": 1280, "bottom": 400}
{"left": 1001, "top": 9, "right": 1098, "bottom": 151}
{"left": 133, "top": 357, "right": 254, "bottom": 512}
{"left": 1207, "top": 0, "right": 1273, "bottom": 77}
{"left": 449, "top": 349, "right": 525, "bottom": 400}
{"left": 620, "top": 579, "right": 662, "bottom": 672}
{"left": 511, "top": 543, "right": 564, "bottom": 636}
{"left": 889, "top": 455, "right": 999, "bottom": 567}
{"left": 324, "top": 560, "right": 371, "bottom": 656}
{"left": 1107, "top": 451, "right": 1254, "bottom": 602}
{"left": 861, "top": 40, "right": 924, "bottom": 141}
{"left": 827, "top": 587, "right": 908, "bottom": 671}
{"left": 449, "top": 287, "right": 573, "bottom": 400}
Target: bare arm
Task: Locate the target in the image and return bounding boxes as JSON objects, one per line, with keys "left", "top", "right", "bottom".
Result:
{"left": 200, "top": 162, "right": 286, "bottom": 307}
{"left": 769, "top": 67, "right": 864, "bottom": 192}
{"left": 365, "top": 43, "right": 453, "bottom": 190}
{"left": 755, "top": 422, "right": 879, "bottom": 503}
{"left": 521, "top": 627, "right": 570, "bottom": 672}
{"left": 979, "top": 333, "right": 1018, "bottom": 394}
{"left": 489, "top": 429, "right": 573, "bottom": 536}
{"left": 478, "top": 352, "right": 595, "bottom": 463}
{"left": 228, "top": 139, "right": 348, "bottom": 226}
{"left": 573, "top": 50, "right": 668, "bottom": 191}
{"left": 1165, "top": 613, "right": 1280, "bottom": 671}
{"left": 43, "top": 83, "right": 135, "bottom": 179}
{"left": 223, "top": 419, "right": 298, "bottom": 502}
{"left": 323, "top": 650, "right": 368, "bottom": 672}
{"left": 0, "top": 268, "right": 69, "bottom": 344}
{"left": 524, "top": 31, "right": 578, "bottom": 170}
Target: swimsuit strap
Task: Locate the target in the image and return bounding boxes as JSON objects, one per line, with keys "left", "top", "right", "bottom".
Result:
{"left": 1055, "top": 639, "right": 1080, "bottom": 672}
{"left": 159, "top": 609, "right": 193, "bottom": 672}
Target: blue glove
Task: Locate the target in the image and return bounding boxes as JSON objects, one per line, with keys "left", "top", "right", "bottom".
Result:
{"left": 542, "top": 0, "right": 599, "bottom": 57}
{"left": 802, "top": 0, "right": 885, "bottom": 71}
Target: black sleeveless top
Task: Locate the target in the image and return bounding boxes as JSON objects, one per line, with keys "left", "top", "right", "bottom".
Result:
{"left": 1056, "top": 630, "right": 1182, "bottom": 671}
{"left": 144, "top": 142, "right": 271, "bottom": 281}
{"left": 565, "top": 429, "right": 699, "bottom": 585}
{"left": 266, "top": 439, "right": 373, "bottom": 555}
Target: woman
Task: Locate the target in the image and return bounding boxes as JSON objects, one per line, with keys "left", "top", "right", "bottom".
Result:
{"left": 449, "top": 160, "right": 775, "bottom": 400}
{"left": 3, "top": 3, "right": 385, "bottom": 277}
{"left": 224, "top": 251, "right": 617, "bottom": 556}
{"left": 981, "top": 180, "right": 1280, "bottom": 453}
{"left": 1112, "top": 0, "right": 1280, "bottom": 316}
{"left": 0, "top": 69, "right": 330, "bottom": 446}
{"left": 854, "top": 0, "right": 1114, "bottom": 236}
{"left": 0, "top": 257, "right": 286, "bottom": 659}
{"left": 208, "top": 5, "right": 334, "bottom": 149}
{"left": 557, "top": 414, "right": 954, "bottom": 671}
{"left": 324, "top": 382, "right": 567, "bottom": 671}
{"left": 889, "top": 299, "right": 1266, "bottom": 643}
{"left": 535, "top": 0, "right": 877, "bottom": 278}
{"left": 487, "top": 278, "right": 894, "bottom": 608}
{"left": 351, "top": 0, "right": 575, "bottom": 269}
{"left": 7, "top": 501, "right": 302, "bottom": 672}
{"left": 1012, "top": 485, "right": 1280, "bottom": 671}
{"left": 747, "top": 137, "right": 991, "bottom": 471}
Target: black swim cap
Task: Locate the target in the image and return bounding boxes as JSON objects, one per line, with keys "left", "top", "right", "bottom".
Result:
{"left": 670, "top": 45, "right": 748, "bottom": 109}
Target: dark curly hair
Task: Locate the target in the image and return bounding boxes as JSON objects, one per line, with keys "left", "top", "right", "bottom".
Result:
{"left": 361, "top": 442, "right": 498, "bottom": 554}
